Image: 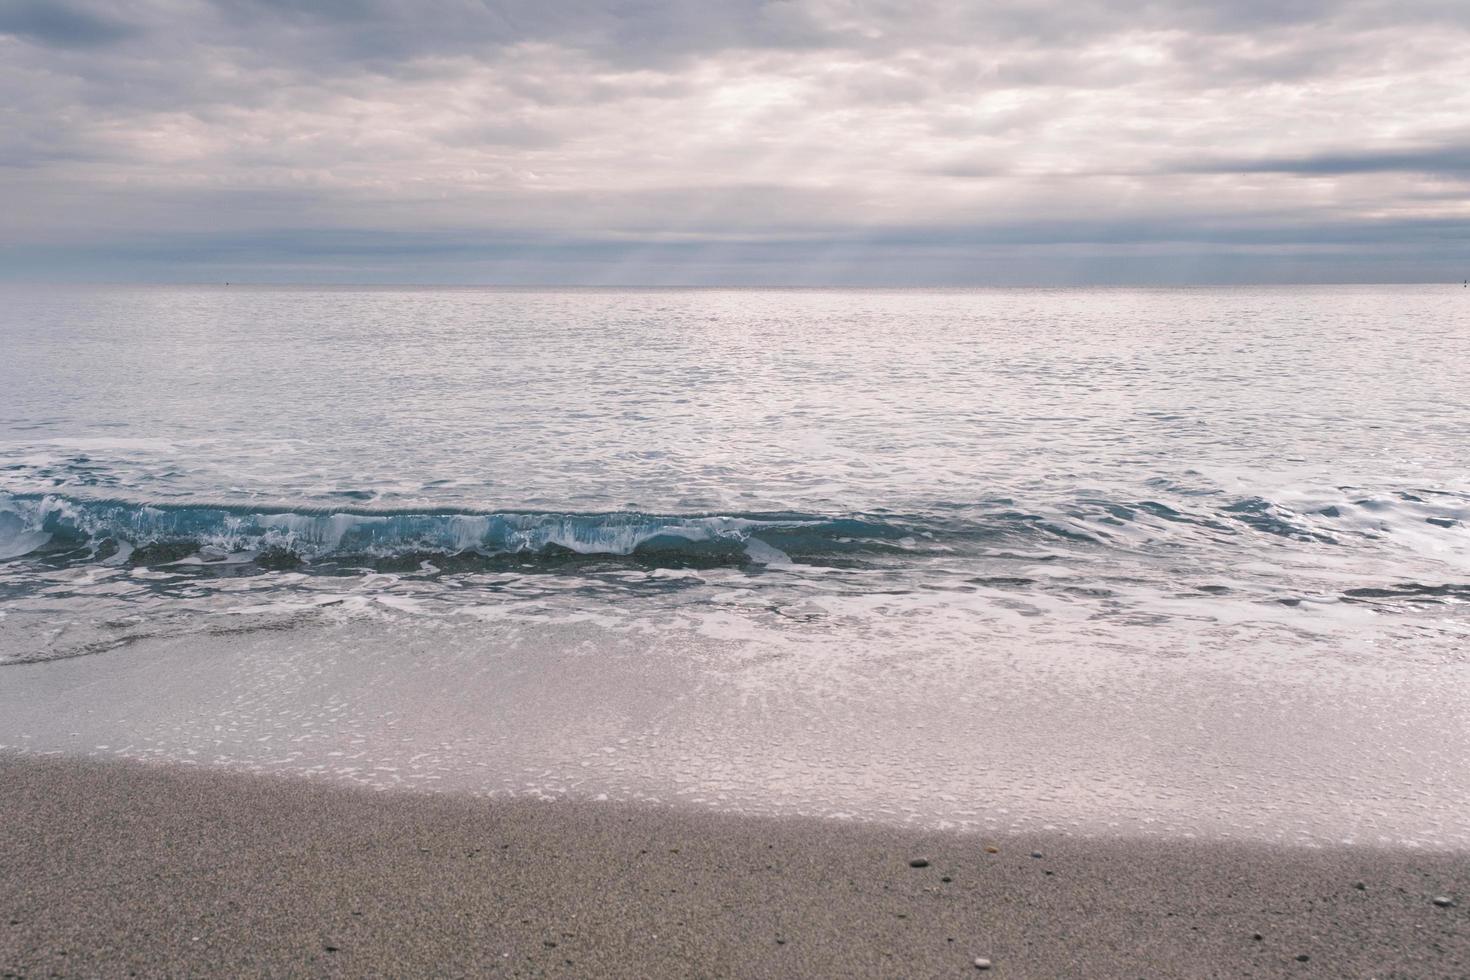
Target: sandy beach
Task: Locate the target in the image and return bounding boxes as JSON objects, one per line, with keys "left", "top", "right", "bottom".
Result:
{"left": 2, "top": 753, "right": 1466, "bottom": 978}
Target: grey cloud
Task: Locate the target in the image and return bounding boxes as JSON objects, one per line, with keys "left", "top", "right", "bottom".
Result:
{"left": 1180, "top": 145, "right": 1470, "bottom": 177}
{"left": 435, "top": 121, "right": 564, "bottom": 149}
{"left": 5, "top": 214, "right": 1467, "bottom": 286}
{"left": 204, "top": 0, "right": 836, "bottom": 70}
{"left": 840, "top": 214, "right": 1470, "bottom": 249}
{"left": 0, "top": 0, "right": 136, "bottom": 48}
{"left": 25, "top": 0, "right": 1460, "bottom": 74}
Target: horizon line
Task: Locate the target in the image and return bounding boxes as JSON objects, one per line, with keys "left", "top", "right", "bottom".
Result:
{"left": 0, "top": 280, "right": 1462, "bottom": 290}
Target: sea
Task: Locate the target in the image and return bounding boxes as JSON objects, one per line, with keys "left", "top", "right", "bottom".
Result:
{"left": 2, "top": 284, "right": 1468, "bottom": 847}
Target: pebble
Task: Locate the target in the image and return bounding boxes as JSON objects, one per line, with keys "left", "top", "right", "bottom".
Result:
{"left": 1432, "top": 896, "right": 1455, "bottom": 907}
{"left": 909, "top": 858, "right": 930, "bottom": 868}
{"left": 973, "top": 957, "right": 992, "bottom": 970}
{"left": 1030, "top": 852, "right": 1043, "bottom": 859}
{"left": 1296, "top": 954, "right": 1310, "bottom": 962}
{"left": 984, "top": 846, "right": 999, "bottom": 854}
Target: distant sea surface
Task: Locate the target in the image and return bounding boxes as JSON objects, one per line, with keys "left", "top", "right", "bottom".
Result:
{"left": 3, "top": 284, "right": 1466, "bottom": 657}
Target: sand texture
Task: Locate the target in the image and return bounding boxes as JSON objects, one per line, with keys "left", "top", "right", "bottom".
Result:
{"left": 2, "top": 754, "right": 1467, "bottom": 978}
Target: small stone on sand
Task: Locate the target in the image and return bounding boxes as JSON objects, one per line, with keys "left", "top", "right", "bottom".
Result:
{"left": 909, "top": 858, "right": 930, "bottom": 868}
{"left": 973, "top": 956, "right": 992, "bottom": 969}
{"left": 984, "top": 846, "right": 999, "bottom": 854}
{"left": 1433, "top": 896, "right": 1455, "bottom": 907}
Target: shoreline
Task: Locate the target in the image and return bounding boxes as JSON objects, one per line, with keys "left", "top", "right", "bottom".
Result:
{"left": 2, "top": 753, "right": 1466, "bottom": 978}
{"left": 5, "top": 620, "right": 1468, "bottom": 851}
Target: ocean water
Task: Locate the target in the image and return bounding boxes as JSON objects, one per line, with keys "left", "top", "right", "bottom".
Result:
{"left": 3, "top": 283, "right": 1467, "bottom": 651}
{"left": 2, "top": 285, "right": 1469, "bottom": 845}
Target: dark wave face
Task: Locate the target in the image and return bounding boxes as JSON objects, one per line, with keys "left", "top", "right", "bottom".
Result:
{"left": 0, "top": 494, "right": 923, "bottom": 567}
{"left": 3, "top": 487, "right": 1463, "bottom": 562}
{"left": 3, "top": 486, "right": 1465, "bottom": 604}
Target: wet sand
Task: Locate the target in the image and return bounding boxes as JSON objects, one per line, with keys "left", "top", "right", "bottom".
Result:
{"left": 5, "top": 619, "right": 1469, "bottom": 851}
{"left": 1, "top": 754, "right": 1466, "bottom": 978}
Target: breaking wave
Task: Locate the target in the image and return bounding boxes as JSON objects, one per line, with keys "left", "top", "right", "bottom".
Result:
{"left": 0, "top": 493, "right": 930, "bottom": 567}
{"left": 1, "top": 487, "right": 1465, "bottom": 576}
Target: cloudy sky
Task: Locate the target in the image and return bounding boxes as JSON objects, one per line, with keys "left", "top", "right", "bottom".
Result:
{"left": 1, "top": 0, "right": 1467, "bottom": 284}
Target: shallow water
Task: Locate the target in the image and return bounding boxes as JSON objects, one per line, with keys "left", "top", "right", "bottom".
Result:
{"left": 1, "top": 285, "right": 1468, "bottom": 845}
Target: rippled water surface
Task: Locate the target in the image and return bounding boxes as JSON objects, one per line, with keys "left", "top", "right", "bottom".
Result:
{"left": 2, "top": 285, "right": 1469, "bottom": 845}
{"left": 3, "top": 284, "right": 1467, "bottom": 656}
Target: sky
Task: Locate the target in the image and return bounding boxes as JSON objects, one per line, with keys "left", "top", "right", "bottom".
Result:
{"left": 1, "top": 0, "right": 1467, "bottom": 285}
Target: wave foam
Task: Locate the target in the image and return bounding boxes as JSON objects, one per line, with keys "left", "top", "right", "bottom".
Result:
{"left": 0, "top": 494, "right": 884, "bottom": 566}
